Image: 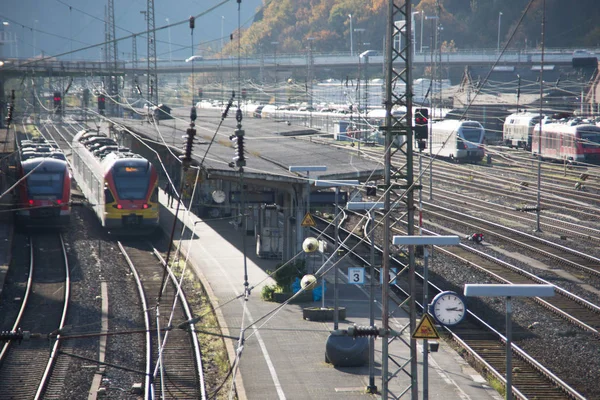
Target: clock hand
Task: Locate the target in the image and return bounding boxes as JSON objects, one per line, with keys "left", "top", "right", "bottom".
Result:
{"left": 446, "top": 307, "right": 463, "bottom": 311}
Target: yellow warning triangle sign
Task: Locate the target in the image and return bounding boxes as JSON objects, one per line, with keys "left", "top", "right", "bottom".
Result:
{"left": 412, "top": 314, "right": 440, "bottom": 339}
{"left": 301, "top": 212, "right": 316, "bottom": 227}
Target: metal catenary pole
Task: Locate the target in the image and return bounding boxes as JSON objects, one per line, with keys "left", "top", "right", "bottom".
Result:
{"left": 382, "top": 0, "right": 417, "bottom": 398}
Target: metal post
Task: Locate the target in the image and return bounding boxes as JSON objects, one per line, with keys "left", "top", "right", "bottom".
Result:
{"left": 349, "top": 14, "right": 353, "bottom": 57}
{"left": 506, "top": 296, "right": 513, "bottom": 400}
{"left": 536, "top": 1, "right": 545, "bottom": 232}
{"left": 420, "top": 148, "right": 430, "bottom": 399}
{"left": 497, "top": 12, "right": 503, "bottom": 53}
{"left": 420, "top": 12, "right": 424, "bottom": 53}
{"left": 423, "top": 247, "right": 430, "bottom": 400}
{"left": 334, "top": 186, "right": 340, "bottom": 330}
{"left": 368, "top": 209, "right": 376, "bottom": 393}
{"left": 321, "top": 247, "right": 326, "bottom": 309}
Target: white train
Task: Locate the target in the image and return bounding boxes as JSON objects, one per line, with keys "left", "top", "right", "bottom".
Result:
{"left": 428, "top": 119, "right": 486, "bottom": 162}
{"left": 503, "top": 112, "right": 546, "bottom": 150}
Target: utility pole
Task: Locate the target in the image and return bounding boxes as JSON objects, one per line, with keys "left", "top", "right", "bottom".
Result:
{"left": 146, "top": 0, "right": 158, "bottom": 106}
{"left": 382, "top": 0, "right": 417, "bottom": 398}
{"left": 106, "top": 0, "right": 118, "bottom": 117}
{"left": 307, "top": 38, "right": 315, "bottom": 113}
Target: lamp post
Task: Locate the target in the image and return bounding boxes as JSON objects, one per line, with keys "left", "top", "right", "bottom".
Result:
{"left": 360, "top": 50, "right": 371, "bottom": 118}
{"left": 165, "top": 18, "right": 172, "bottom": 63}
{"left": 411, "top": 11, "right": 420, "bottom": 58}
{"left": 221, "top": 16, "right": 225, "bottom": 105}
{"left": 346, "top": 201, "right": 384, "bottom": 394}
{"left": 271, "top": 41, "right": 279, "bottom": 106}
{"left": 464, "top": 284, "right": 554, "bottom": 400}
{"left": 420, "top": 12, "right": 424, "bottom": 53}
{"left": 348, "top": 14, "right": 353, "bottom": 57}
{"left": 314, "top": 180, "right": 359, "bottom": 330}
{"left": 497, "top": 12, "right": 503, "bottom": 53}
{"left": 393, "top": 235, "right": 460, "bottom": 400}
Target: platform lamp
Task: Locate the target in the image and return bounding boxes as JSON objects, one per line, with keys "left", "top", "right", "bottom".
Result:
{"left": 346, "top": 201, "right": 384, "bottom": 394}
{"left": 393, "top": 235, "right": 460, "bottom": 400}
{"left": 464, "top": 284, "right": 554, "bottom": 400}
{"left": 313, "top": 180, "right": 359, "bottom": 330}
{"left": 289, "top": 166, "right": 327, "bottom": 255}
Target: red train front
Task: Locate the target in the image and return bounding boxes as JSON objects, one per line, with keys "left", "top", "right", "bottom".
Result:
{"left": 15, "top": 157, "right": 71, "bottom": 228}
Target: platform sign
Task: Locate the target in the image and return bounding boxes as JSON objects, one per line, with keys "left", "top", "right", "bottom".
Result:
{"left": 380, "top": 267, "right": 398, "bottom": 285}
{"left": 230, "top": 191, "right": 275, "bottom": 204}
{"left": 301, "top": 213, "right": 316, "bottom": 227}
{"left": 412, "top": 313, "right": 440, "bottom": 339}
{"left": 310, "top": 191, "right": 348, "bottom": 205}
{"left": 348, "top": 267, "right": 365, "bottom": 284}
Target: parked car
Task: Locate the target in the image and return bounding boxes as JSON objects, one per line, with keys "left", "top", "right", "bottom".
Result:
{"left": 253, "top": 105, "right": 265, "bottom": 118}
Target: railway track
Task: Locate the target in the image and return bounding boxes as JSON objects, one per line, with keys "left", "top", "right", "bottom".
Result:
{"left": 423, "top": 202, "right": 600, "bottom": 278}
{"left": 314, "top": 212, "right": 587, "bottom": 399}
{"left": 118, "top": 240, "right": 206, "bottom": 399}
{"left": 0, "top": 234, "right": 70, "bottom": 400}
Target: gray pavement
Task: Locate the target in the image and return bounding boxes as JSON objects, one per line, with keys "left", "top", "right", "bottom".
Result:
{"left": 158, "top": 189, "right": 502, "bottom": 400}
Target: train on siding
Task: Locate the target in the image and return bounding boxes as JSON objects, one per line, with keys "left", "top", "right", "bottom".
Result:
{"left": 503, "top": 112, "right": 547, "bottom": 151}
{"left": 71, "top": 129, "right": 159, "bottom": 233}
{"left": 532, "top": 120, "right": 600, "bottom": 163}
{"left": 14, "top": 138, "right": 71, "bottom": 228}
{"left": 429, "top": 119, "right": 486, "bottom": 162}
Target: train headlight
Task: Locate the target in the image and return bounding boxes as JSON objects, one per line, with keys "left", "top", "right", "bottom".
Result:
{"left": 142, "top": 204, "right": 149, "bottom": 209}
{"left": 28, "top": 200, "right": 34, "bottom": 206}
{"left": 117, "top": 204, "right": 123, "bottom": 209}
{"left": 56, "top": 199, "right": 62, "bottom": 204}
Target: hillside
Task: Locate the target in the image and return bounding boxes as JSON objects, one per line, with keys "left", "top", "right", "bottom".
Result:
{"left": 222, "top": 0, "right": 600, "bottom": 56}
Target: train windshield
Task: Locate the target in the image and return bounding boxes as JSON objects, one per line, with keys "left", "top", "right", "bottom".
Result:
{"left": 112, "top": 164, "right": 150, "bottom": 200}
{"left": 26, "top": 172, "right": 64, "bottom": 197}
{"left": 460, "top": 128, "right": 482, "bottom": 144}
{"left": 578, "top": 128, "right": 600, "bottom": 149}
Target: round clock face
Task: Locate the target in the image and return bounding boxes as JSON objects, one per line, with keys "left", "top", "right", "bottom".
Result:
{"left": 430, "top": 291, "right": 466, "bottom": 326}
{"left": 212, "top": 190, "right": 226, "bottom": 204}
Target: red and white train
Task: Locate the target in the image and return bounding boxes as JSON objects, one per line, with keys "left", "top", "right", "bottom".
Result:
{"left": 15, "top": 140, "right": 71, "bottom": 228}
{"left": 532, "top": 120, "right": 600, "bottom": 163}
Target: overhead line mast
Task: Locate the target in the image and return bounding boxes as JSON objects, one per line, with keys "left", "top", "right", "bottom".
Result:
{"left": 146, "top": 0, "right": 158, "bottom": 106}
{"left": 382, "top": 0, "right": 418, "bottom": 398}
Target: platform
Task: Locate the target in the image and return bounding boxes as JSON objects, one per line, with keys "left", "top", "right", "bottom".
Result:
{"left": 157, "top": 189, "right": 502, "bottom": 400}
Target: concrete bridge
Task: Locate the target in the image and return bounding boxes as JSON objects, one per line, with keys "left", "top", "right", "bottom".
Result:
{"left": 0, "top": 48, "right": 591, "bottom": 79}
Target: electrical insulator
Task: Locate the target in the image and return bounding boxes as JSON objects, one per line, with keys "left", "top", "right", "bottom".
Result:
{"left": 182, "top": 127, "right": 196, "bottom": 169}
{"left": 347, "top": 325, "right": 380, "bottom": 338}
{"left": 231, "top": 129, "right": 245, "bottom": 167}
{"left": 0, "top": 328, "right": 25, "bottom": 343}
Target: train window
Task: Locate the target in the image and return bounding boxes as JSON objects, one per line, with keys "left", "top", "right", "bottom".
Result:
{"left": 27, "top": 172, "right": 64, "bottom": 197}
{"left": 461, "top": 128, "right": 482, "bottom": 143}
{"left": 104, "top": 187, "right": 115, "bottom": 204}
{"left": 579, "top": 129, "right": 600, "bottom": 149}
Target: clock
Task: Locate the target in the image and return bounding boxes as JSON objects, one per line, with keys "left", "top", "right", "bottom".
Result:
{"left": 429, "top": 291, "right": 467, "bottom": 326}
{"left": 212, "top": 190, "right": 226, "bottom": 204}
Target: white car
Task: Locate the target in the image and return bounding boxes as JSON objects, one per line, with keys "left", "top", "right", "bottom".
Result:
{"left": 185, "top": 55, "right": 203, "bottom": 62}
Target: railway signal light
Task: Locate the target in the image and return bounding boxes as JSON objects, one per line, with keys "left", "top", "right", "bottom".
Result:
{"left": 241, "top": 88, "right": 247, "bottom": 100}
{"left": 198, "top": 88, "right": 203, "bottom": 99}
{"left": 97, "top": 95, "right": 106, "bottom": 115}
{"left": 53, "top": 91, "right": 62, "bottom": 113}
{"left": 414, "top": 108, "right": 429, "bottom": 140}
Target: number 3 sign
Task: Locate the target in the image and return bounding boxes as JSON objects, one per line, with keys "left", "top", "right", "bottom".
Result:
{"left": 348, "top": 267, "right": 365, "bottom": 284}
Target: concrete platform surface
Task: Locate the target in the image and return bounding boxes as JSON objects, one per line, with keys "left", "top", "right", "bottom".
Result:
{"left": 158, "top": 190, "right": 502, "bottom": 400}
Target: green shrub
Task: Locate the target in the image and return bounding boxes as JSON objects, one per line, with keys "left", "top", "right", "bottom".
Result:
{"left": 261, "top": 284, "right": 278, "bottom": 301}
{"left": 268, "top": 259, "right": 306, "bottom": 293}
